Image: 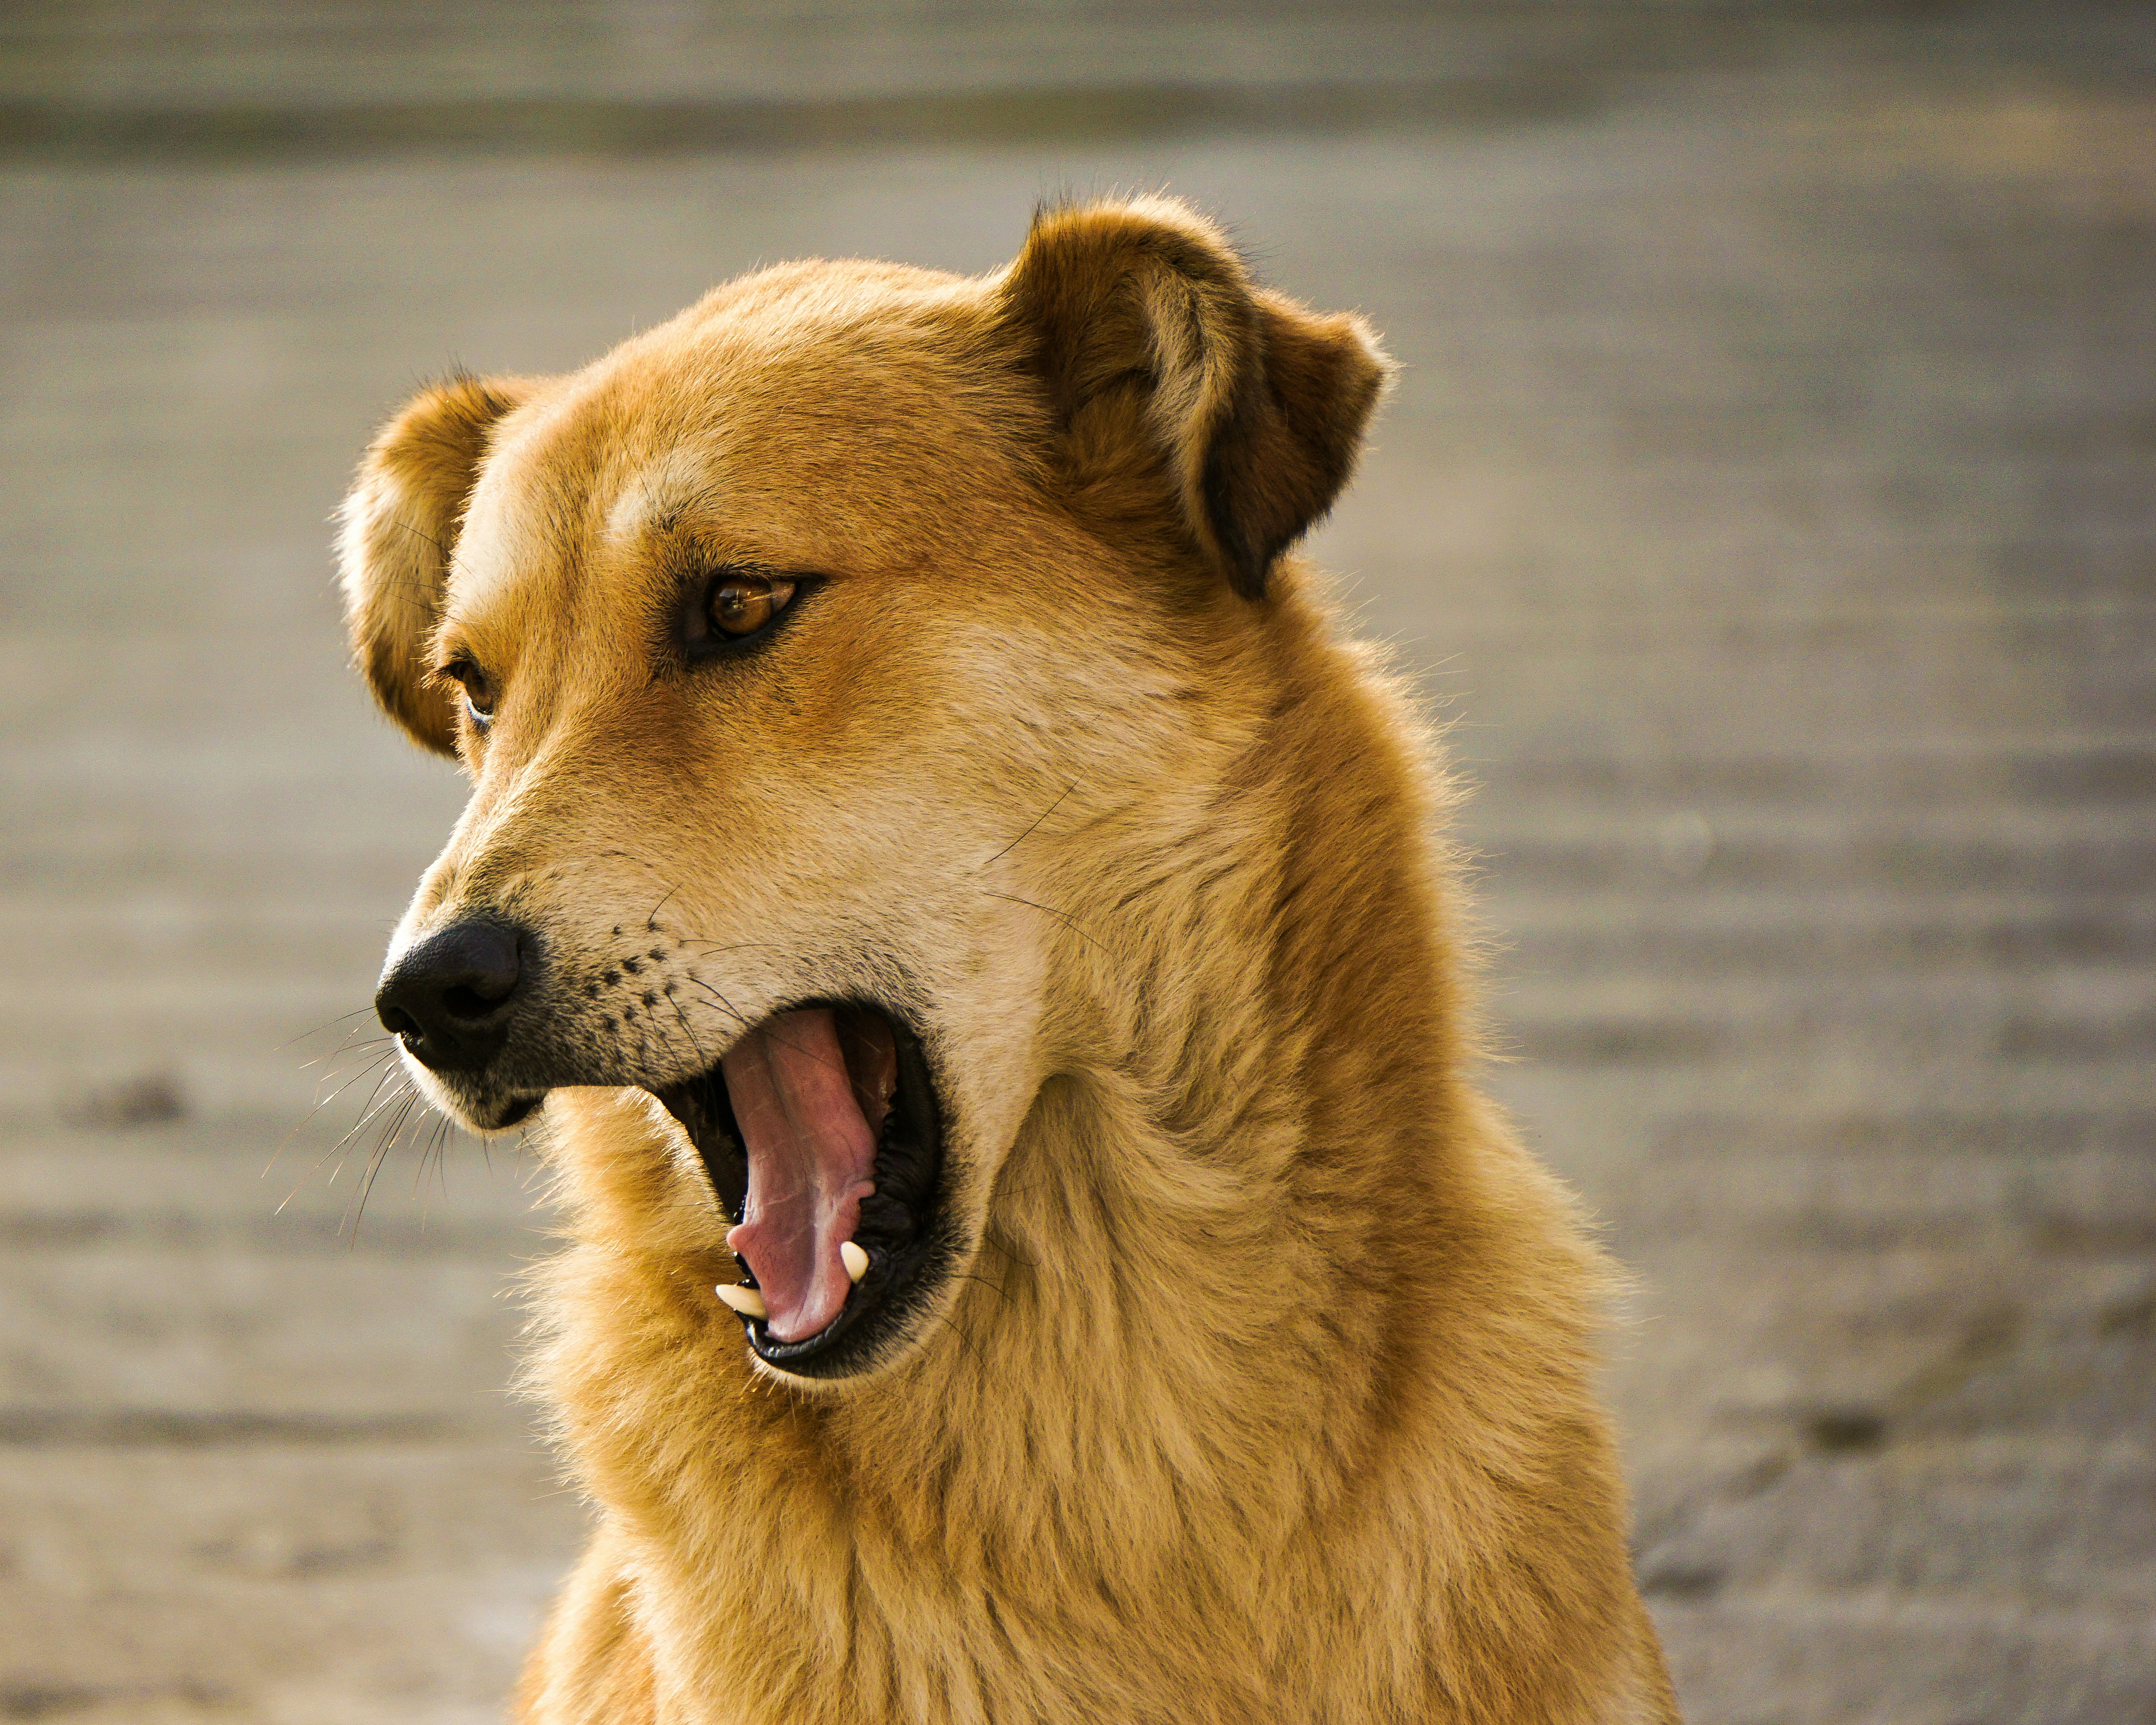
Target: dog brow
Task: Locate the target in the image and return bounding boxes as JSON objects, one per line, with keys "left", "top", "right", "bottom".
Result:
{"left": 604, "top": 453, "right": 711, "bottom": 546}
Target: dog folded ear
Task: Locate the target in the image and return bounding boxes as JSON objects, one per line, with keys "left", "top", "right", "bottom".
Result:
{"left": 335, "top": 373, "right": 538, "bottom": 754}
{"left": 998, "top": 196, "right": 1392, "bottom": 600}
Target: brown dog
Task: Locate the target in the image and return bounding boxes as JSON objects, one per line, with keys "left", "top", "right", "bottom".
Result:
{"left": 337, "top": 196, "right": 1677, "bottom": 1724}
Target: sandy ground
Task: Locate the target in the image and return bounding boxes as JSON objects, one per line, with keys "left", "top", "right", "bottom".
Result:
{"left": 1, "top": 6, "right": 2152, "bottom": 1721}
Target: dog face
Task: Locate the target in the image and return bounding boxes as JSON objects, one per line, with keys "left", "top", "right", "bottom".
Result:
{"left": 339, "top": 200, "right": 1387, "bottom": 1382}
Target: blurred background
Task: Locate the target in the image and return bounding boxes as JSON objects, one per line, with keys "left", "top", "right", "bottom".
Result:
{"left": 2, "top": 3, "right": 2152, "bottom": 1721}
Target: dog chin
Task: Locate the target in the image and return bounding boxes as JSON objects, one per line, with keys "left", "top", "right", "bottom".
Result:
{"left": 399, "top": 1052, "right": 544, "bottom": 1135}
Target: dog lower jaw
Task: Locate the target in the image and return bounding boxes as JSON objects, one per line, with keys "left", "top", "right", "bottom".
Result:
{"left": 490, "top": 1094, "right": 542, "bottom": 1130}
{"left": 395, "top": 1046, "right": 545, "bottom": 1135}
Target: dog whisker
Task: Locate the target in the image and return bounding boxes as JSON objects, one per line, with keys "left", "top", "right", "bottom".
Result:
{"left": 278, "top": 1005, "right": 385, "bottom": 1052}
{"left": 674, "top": 978, "right": 862, "bottom": 1082}
{"left": 979, "top": 890, "right": 1111, "bottom": 954}
{"left": 302, "top": 1034, "right": 399, "bottom": 1079}
{"left": 311, "top": 1062, "right": 415, "bottom": 1190}
{"left": 929, "top": 1307, "right": 986, "bottom": 1369}
{"left": 975, "top": 778, "right": 1081, "bottom": 870}
{"left": 387, "top": 515, "right": 448, "bottom": 559}
{"left": 665, "top": 990, "right": 710, "bottom": 1069}
{"left": 412, "top": 1112, "right": 457, "bottom": 1207}
{"left": 346, "top": 1087, "right": 426, "bottom": 1239}
{"left": 266, "top": 1048, "right": 402, "bottom": 1186}
{"left": 305, "top": 1049, "right": 401, "bottom": 1115}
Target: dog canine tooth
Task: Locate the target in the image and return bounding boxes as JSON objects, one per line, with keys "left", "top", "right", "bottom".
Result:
{"left": 714, "top": 1283, "right": 766, "bottom": 1319}
{"left": 841, "top": 1241, "right": 869, "bottom": 1284}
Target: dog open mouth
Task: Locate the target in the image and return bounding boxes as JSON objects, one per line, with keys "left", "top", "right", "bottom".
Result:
{"left": 652, "top": 1002, "right": 948, "bottom": 1378}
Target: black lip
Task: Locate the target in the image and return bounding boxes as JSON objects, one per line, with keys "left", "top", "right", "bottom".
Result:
{"left": 652, "top": 1001, "right": 952, "bottom": 1380}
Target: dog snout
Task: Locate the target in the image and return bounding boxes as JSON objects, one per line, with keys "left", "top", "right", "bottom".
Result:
{"left": 376, "top": 918, "right": 526, "bottom": 1071}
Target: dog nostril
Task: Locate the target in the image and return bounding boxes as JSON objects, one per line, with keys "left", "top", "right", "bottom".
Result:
{"left": 374, "top": 918, "right": 527, "bottom": 1063}
{"left": 441, "top": 984, "right": 498, "bottom": 1022}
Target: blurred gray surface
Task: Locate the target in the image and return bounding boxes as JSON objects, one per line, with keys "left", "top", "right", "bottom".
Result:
{"left": 1, "top": 5, "right": 2152, "bottom": 1722}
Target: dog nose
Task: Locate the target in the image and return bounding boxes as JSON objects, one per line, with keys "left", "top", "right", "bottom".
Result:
{"left": 375, "top": 919, "right": 525, "bottom": 1070}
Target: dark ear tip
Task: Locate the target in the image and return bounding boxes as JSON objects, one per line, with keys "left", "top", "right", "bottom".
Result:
{"left": 1228, "top": 554, "right": 1270, "bottom": 603}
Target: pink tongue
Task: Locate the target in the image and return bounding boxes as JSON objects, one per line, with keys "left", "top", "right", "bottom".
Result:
{"left": 722, "top": 1008, "right": 890, "bottom": 1344}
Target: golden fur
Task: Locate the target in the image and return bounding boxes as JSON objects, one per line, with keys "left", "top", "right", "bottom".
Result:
{"left": 337, "top": 196, "right": 1677, "bottom": 1723}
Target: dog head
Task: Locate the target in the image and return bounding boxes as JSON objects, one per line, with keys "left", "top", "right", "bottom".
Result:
{"left": 337, "top": 197, "right": 1388, "bottom": 1381}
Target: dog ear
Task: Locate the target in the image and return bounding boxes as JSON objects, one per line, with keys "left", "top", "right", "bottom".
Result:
{"left": 998, "top": 196, "right": 1392, "bottom": 600}
{"left": 335, "top": 373, "right": 538, "bottom": 755}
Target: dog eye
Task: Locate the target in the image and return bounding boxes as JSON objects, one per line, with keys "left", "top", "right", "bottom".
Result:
{"left": 445, "top": 660, "right": 495, "bottom": 728}
{"left": 706, "top": 573, "right": 796, "bottom": 639}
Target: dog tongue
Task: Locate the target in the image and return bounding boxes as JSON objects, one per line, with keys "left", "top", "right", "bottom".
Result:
{"left": 721, "top": 1008, "right": 886, "bottom": 1344}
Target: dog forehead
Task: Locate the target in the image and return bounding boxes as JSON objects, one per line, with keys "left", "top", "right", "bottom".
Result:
{"left": 448, "top": 390, "right": 595, "bottom": 623}
{"left": 447, "top": 260, "right": 1027, "bottom": 641}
